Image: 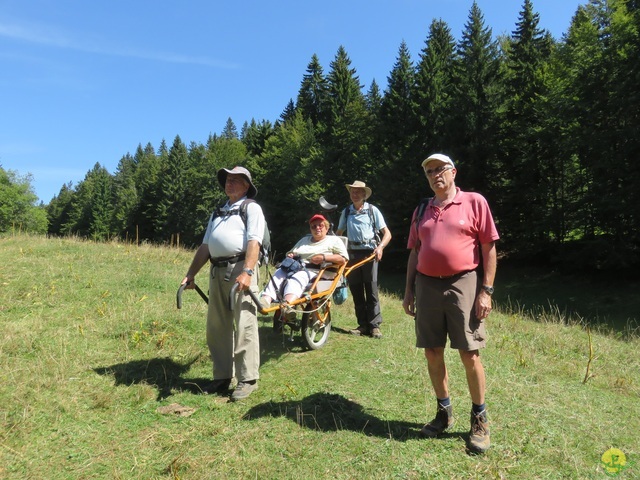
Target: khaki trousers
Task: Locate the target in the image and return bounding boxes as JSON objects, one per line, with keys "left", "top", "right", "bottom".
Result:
{"left": 206, "top": 262, "right": 260, "bottom": 382}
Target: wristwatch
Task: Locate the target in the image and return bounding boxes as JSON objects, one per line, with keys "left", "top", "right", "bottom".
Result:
{"left": 481, "top": 285, "right": 494, "bottom": 295}
{"left": 242, "top": 268, "right": 254, "bottom": 276}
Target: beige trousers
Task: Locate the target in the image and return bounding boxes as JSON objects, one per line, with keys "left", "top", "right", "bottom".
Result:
{"left": 206, "top": 262, "right": 260, "bottom": 382}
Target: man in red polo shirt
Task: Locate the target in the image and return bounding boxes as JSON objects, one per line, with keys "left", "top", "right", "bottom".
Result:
{"left": 403, "top": 153, "right": 499, "bottom": 453}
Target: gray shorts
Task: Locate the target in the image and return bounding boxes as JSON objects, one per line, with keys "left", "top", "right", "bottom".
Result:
{"left": 414, "top": 270, "right": 486, "bottom": 351}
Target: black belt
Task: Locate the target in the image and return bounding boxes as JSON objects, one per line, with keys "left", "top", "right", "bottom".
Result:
{"left": 420, "top": 269, "right": 474, "bottom": 280}
{"left": 210, "top": 253, "right": 245, "bottom": 268}
{"left": 348, "top": 248, "right": 374, "bottom": 254}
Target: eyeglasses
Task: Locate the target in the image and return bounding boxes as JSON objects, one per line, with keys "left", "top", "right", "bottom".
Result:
{"left": 424, "top": 165, "right": 453, "bottom": 177}
{"left": 310, "top": 223, "right": 325, "bottom": 230}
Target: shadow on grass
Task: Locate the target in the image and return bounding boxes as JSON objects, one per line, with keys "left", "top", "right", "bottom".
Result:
{"left": 93, "top": 321, "right": 315, "bottom": 401}
{"left": 257, "top": 315, "right": 347, "bottom": 356}
{"left": 93, "top": 356, "right": 221, "bottom": 400}
{"left": 243, "top": 391, "right": 439, "bottom": 442}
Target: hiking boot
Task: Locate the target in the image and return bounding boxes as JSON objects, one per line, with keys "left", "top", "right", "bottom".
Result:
{"left": 202, "top": 378, "right": 231, "bottom": 395}
{"left": 420, "top": 403, "right": 454, "bottom": 438}
{"left": 468, "top": 409, "right": 491, "bottom": 453}
{"left": 371, "top": 327, "right": 382, "bottom": 339}
{"left": 349, "top": 326, "right": 369, "bottom": 336}
{"left": 231, "top": 381, "right": 258, "bottom": 401}
{"left": 283, "top": 305, "right": 297, "bottom": 323}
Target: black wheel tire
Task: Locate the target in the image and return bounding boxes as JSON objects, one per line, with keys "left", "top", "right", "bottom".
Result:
{"left": 301, "top": 302, "right": 331, "bottom": 350}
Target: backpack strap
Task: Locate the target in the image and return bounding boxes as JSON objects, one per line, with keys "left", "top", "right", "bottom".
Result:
{"left": 343, "top": 207, "right": 350, "bottom": 239}
{"left": 238, "top": 198, "right": 254, "bottom": 225}
{"left": 208, "top": 201, "right": 246, "bottom": 265}
{"left": 344, "top": 203, "right": 379, "bottom": 247}
{"left": 368, "top": 204, "right": 378, "bottom": 244}
{"left": 413, "top": 197, "right": 432, "bottom": 251}
{"left": 240, "top": 198, "right": 270, "bottom": 265}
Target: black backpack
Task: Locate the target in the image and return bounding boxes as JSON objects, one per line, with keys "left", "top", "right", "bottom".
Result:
{"left": 412, "top": 197, "right": 432, "bottom": 251}
{"left": 211, "top": 199, "right": 271, "bottom": 265}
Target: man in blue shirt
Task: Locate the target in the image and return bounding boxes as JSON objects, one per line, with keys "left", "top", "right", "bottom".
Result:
{"left": 337, "top": 180, "right": 392, "bottom": 339}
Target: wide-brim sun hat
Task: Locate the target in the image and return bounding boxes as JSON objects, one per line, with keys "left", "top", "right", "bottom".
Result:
{"left": 345, "top": 180, "right": 372, "bottom": 200}
{"left": 421, "top": 153, "right": 455, "bottom": 169}
{"left": 217, "top": 166, "right": 258, "bottom": 198}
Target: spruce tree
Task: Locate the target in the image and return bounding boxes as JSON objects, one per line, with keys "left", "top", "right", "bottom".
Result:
{"left": 376, "top": 41, "right": 420, "bottom": 247}
{"left": 322, "top": 46, "right": 369, "bottom": 200}
{"left": 296, "top": 54, "right": 328, "bottom": 126}
{"left": 452, "top": 2, "right": 501, "bottom": 199}
{"left": 111, "top": 153, "right": 138, "bottom": 239}
{"left": 497, "top": 0, "right": 553, "bottom": 252}
{"left": 413, "top": 19, "right": 458, "bottom": 156}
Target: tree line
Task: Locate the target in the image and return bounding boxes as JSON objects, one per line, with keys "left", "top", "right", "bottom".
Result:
{"left": 37, "top": 0, "right": 640, "bottom": 272}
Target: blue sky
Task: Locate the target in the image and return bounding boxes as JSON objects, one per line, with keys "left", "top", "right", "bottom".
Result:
{"left": 1, "top": 0, "right": 584, "bottom": 203}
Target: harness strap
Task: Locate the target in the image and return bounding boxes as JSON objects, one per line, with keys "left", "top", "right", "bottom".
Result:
{"left": 210, "top": 253, "right": 246, "bottom": 267}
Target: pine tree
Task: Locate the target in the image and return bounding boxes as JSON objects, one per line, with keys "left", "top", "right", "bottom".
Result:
{"left": 376, "top": 41, "right": 420, "bottom": 246}
{"left": 451, "top": 1, "right": 502, "bottom": 199}
{"left": 556, "top": 0, "right": 640, "bottom": 267}
{"left": 253, "top": 110, "right": 322, "bottom": 255}
{"left": 242, "top": 118, "right": 275, "bottom": 157}
{"left": 365, "top": 79, "right": 383, "bottom": 117}
{"left": 322, "top": 46, "right": 369, "bottom": 200}
{"left": 414, "top": 19, "right": 458, "bottom": 155}
{"left": 279, "top": 99, "right": 296, "bottom": 124}
{"left": 47, "top": 182, "right": 74, "bottom": 236}
{"left": 497, "top": 0, "right": 553, "bottom": 252}
{"left": 89, "top": 166, "right": 114, "bottom": 241}
{"left": 64, "top": 163, "right": 113, "bottom": 237}
{"left": 379, "top": 41, "right": 417, "bottom": 161}
{"left": 111, "top": 153, "right": 138, "bottom": 239}
{"left": 296, "top": 54, "right": 328, "bottom": 126}
{"left": 154, "top": 135, "right": 189, "bottom": 242}
{"left": 131, "top": 142, "right": 162, "bottom": 241}
{"left": 222, "top": 118, "right": 239, "bottom": 139}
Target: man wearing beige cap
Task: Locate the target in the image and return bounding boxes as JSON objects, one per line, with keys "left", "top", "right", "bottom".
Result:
{"left": 403, "top": 153, "right": 499, "bottom": 453}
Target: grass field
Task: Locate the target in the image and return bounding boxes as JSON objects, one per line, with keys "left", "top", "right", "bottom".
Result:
{"left": 1, "top": 235, "right": 638, "bottom": 479}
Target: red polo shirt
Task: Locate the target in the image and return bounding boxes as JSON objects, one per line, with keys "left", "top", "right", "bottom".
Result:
{"left": 407, "top": 189, "right": 499, "bottom": 277}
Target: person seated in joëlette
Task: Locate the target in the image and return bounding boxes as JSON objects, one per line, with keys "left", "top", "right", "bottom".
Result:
{"left": 259, "top": 214, "right": 348, "bottom": 311}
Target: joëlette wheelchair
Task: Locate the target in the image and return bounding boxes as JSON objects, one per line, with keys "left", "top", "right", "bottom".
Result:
{"left": 251, "top": 245, "right": 375, "bottom": 350}
{"left": 176, "top": 243, "right": 374, "bottom": 351}
{"left": 176, "top": 195, "right": 375, "bottom": 350}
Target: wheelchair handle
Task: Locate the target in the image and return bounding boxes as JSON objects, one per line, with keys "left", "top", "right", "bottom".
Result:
{"left": 247, "top": 287, "right": 267, "bottom": 314}
{"left": 176, "top": 281, "right": 209, "bottom": 309}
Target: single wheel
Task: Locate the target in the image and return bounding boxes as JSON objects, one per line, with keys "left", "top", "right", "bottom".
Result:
{"left": 301, "top": 301, "right": 332, "bottom": 350}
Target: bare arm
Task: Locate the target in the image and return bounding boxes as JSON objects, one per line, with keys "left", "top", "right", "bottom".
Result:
{"left": 402, "top": 249, "right": 419, "bottom": 316}
{"left": 374, "top": 226, "right": 392, "bottom": 261}
{"left": 181, "top": 244, "right": 210, "bottom": 288}
{"left": 308, "top": 252, "right": 347, "bottom": 265}
{"left": 235, "top": 239, "right": 260, "bottom": 291}
{"left": 475, "top": 241, "right": 497, "bottom": 320}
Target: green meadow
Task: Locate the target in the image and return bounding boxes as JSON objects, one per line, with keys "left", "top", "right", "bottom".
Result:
{"left": 1, "top": 235, "right": 637, "bottom": 479}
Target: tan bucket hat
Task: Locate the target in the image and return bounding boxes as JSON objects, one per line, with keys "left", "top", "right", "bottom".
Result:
{"left": 345, "top": 180, "right": 372, "bottom": 200}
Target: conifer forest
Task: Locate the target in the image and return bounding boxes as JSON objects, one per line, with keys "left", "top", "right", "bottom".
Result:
{"left": 28, "top": 1, "right": 640, "bottom": 272}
